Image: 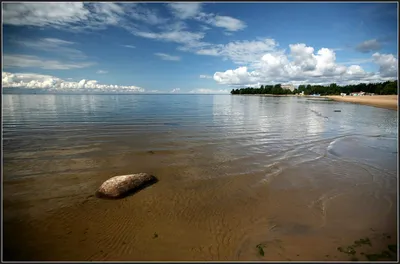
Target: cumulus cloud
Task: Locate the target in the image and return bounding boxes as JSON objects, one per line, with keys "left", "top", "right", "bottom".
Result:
{"left": 154, "top": 53, "right": 181, "bottom": 61}
{"left": 214, "top": 66, "right": 258, "bottom": 86}
{"left": 372, "top": 52, "right": 398, "bottom": 78}
{"left": 3, "top": 54, "right": 94, "bottom": 70}
{"left": 355, "top": 39, "right": 381, "bottom": 53}
{"left": 2, "top": 72, "right": 144, "bottom": 92}
{"left": 289, "top": 43, "right": 317, "bottom": 71}
{"left": 96, "top": 70, "right": 108, "bottom": 74}
{"left": 170, "top": 88, "right": 181, "bottom": 93}
{"left": 189, "top": 88, "right": 229, "bottom": 94}
{"left": 345, "top": 65, "right": 365, "bottom": 75}
{"left": 213, "top": 43, "right": 398, "bottom": 86}
{"left": 200, "top": 75, "right": 212, "bottom": 79}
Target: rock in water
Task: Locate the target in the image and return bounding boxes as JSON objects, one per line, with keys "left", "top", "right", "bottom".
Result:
{"left": 96, "top": 173, "right": 157, "bottom": 199}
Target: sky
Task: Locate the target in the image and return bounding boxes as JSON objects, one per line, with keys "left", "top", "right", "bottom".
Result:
{"left": 2, "top": 2, "right": 398, "bottom": 94}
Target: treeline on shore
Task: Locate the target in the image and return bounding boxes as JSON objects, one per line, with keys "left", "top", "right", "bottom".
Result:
{"left": 230, "top": 80, "right": 398, "bottom": 95}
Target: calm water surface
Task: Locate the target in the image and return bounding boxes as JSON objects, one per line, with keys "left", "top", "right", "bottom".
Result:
{"left": 3, "top": 94, "right": 398, "bottom": 261}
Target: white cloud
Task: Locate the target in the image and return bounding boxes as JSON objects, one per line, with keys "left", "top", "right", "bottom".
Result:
{"left": 167, "top": 2, "right": 246, "bottom": 33}
{"left": 3, "top": 3, "right": 89, "bottom": 27}
{"left": 189, "top": 88, "right": 229, "bottom": 94}
{"left": 170, "top": 88, "right": 181, "bottom": 93}
{"left": 91, "top": 2, "right": 125, "bottom": 26}
{"left": 356, "top": 39, "right": 381, "bottom": 53}
{"left": 372, "top": 52, "right": 398, "bottom": 78}
{"left": 3, "top": 3, "right": 130, "bottom": 31}
{"left": 205, "top": 15, "right": 246, "bottom": 32}
{"left": 189, "top": 38, "right": 278, "bottom": 65}
{"left": 12, "top": 38, "right": 87, "bottom": 60}
{"left": 346, "top": 65, "right": 365, "bottom": 76}
{"left": 157, "top": 20, "right": 189, "bottom": 33}
{"left": 214, "top": 66, "right": 257, "bottom": 86}
{"left": 134, "top": 30, "right": 205, "bottom": 46}
{"left": 3, "top": 72, "right": 58, "bottom": 84}
{"left": 200, "top": 75, "right": 212, "bottom": 79}
{"left": 35, "top": 38, "right": 74, "bottom": 46}
{"left": 200, "top": 25, "right": 211, "bottom": 31}
{"left": 213, "top": 43, "right": 398, "bottom": 86}
{"left": 154, "top": 53, "right": 181, "bottom": 61}
{"left": 168, "top": 3, "right": 202, "bottom": 19}
{"left": 127, "top": 3, "right": 168, "bottom": 25}
{"left": 167, "top": 2, "right": 246, "bottom": 32}
{"left": 2, "top": 71, "right": 144, "bottom": 92}
{"left": 195, "top": 12, "right": 246, "bottom": 32}
{"left": 196, "top": 48, "right": 220, "bottom": 56}
{"left": 96, "top": 70, "right": 108, "bottom": 74}
{"left": 3, "top": 54, "right": 94, "bottom": 70}
{"left": 5, "top": 38, "right": 94, "bottom": 72}
{"left": 222, "top": 39, "right": 277, "bottom": 64}
{"left": 122, "top": 44, "right": 136, "bottom": 49}
{"left": 289, "top": 43, "right": 317, "bottom": 71}
{"left": 3, "top": 3, "right": 166, "bottom": 31}
{"left": 339, "top": 58, "right": 374, "bottom": 65}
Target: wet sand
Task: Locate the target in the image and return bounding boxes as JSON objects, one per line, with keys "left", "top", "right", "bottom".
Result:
{"left": 325, "top": 95, "right": 398, "bottom": 110}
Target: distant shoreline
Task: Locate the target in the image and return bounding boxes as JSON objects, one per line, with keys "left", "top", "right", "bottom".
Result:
{"left": 231, "top": 94, "right": 398, "bottom": 110}
{"left": 324, "top": 95, "right": 398, "bottom": 110}
{"left": 232, "top": 94, "right": 297, "bottom": 97}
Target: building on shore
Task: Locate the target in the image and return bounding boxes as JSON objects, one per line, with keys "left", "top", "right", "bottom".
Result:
{"left": 340, "top": 93, "right": 347, "bottom": 96}
{"left": 281, "top": 84, "right": 295, "bottom": 91}
{"left": 350, "top": 91, "right": 365, "bottom": 96}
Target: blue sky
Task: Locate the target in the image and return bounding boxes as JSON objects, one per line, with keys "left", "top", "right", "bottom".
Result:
{"left": 2, "top": 2, "right": 398, "bottom": 94}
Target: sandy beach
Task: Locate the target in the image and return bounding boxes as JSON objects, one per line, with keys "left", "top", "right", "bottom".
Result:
{"left": 325, "top": 95, "right": 398, "bottom": 110}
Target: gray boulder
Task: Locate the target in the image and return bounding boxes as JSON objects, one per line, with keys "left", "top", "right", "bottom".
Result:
{"left": 96, "top": 173, "right": 157, "bottom": 199}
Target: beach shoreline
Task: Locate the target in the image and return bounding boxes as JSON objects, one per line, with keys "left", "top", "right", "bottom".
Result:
{"left": 324, "top": 95, "right": 398, "bottom": 110}
{"left": 231, "top": 94, "right": 398, "bottom": 110}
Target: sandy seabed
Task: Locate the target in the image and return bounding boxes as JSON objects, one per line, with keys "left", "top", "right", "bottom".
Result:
{"left": 4, "top": 144, "right": 397, "bottom": 261}
{"left": 3, "top": 94, "right": 398, "bottom": 261}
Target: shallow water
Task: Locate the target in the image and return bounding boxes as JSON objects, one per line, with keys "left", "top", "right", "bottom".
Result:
{"left": 3, "top": 94, "right": 398, "bottom": 261}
